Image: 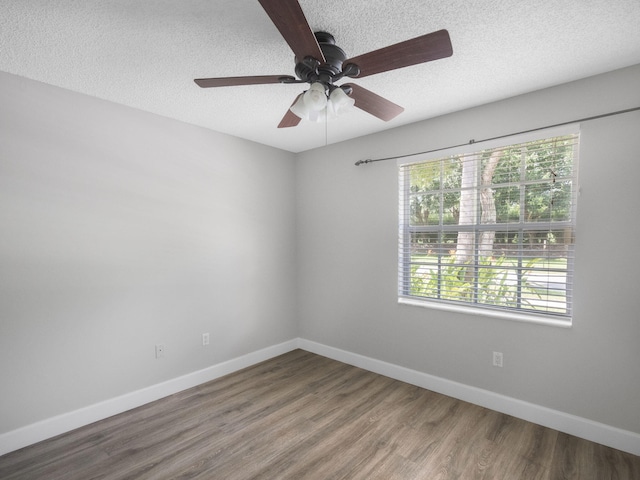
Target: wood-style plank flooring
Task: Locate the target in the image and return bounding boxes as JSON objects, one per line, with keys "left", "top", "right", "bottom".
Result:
{"left": 1, "top": 350, "right": 639, "bottom": 479}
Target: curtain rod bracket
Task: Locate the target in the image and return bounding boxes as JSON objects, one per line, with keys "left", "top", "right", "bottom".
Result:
{"left": 355, "top": 159, "right": 371, "bottom": 166}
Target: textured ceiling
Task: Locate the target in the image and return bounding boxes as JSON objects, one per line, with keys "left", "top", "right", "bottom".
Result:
{"left": 2, "top": 0, "right": 640, "bottom": 152}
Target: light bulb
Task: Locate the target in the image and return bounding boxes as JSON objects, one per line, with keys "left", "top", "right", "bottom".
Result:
{"left": 303, "top": 82, "right": 328, "bottom": 111}
{"left": 329, "top": 87, "right": 355, "bottom": 115}
{"left": 290, "top": 94, "right": 310, "bottom": 119}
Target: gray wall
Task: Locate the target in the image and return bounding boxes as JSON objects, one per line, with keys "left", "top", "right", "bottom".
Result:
{"left": 2, "top": 64, "right": 639, "bottom": 441}
{"left": 296, "top": 65, "right": 640, "bottom": 434}
{"left": 0, "top": 71, "right": 297, "bottom": 433}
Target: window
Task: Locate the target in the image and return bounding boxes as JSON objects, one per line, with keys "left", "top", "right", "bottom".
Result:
{"left": 398, "top": 128, "right": 579, "bottom": 324}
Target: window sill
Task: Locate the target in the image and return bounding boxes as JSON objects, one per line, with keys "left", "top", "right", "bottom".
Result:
{"left": 398, "top": 296, "right": 573, "bottom": 328}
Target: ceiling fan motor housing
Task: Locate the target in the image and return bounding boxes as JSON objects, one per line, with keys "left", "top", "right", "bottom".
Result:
{"left": 294, "top": 32, "right": 347, "bottom": 86}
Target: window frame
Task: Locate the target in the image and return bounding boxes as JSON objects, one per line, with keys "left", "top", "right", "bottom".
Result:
{"left": 398, "top": 125, "right": 580, "bottom": 327}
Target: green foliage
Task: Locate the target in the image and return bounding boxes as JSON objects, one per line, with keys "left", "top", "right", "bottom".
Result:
{"left": 409, "top": 157, "right": 461, "bottom": 226}
{"left": 403, "top": 135, "right": 576, "bottom": 315}
{"left": 408, "top": 136, "right": 575, "bottom": 230}
{"left": 410, "top": 256, "right": 543, "bottom": 311}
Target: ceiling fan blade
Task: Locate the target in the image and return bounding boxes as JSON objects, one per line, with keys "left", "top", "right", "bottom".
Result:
{"left": 345, "top": 29, "right": 452, "bottom": 78}
{"left": 194, "top": 75, "right": 296, "bottom": 88}
{"left": 343, "top": 83, "right": 404, "bottom": 121}
{"left": 278, "top": 94, "right": 303, "bottom": 128}
{"left": 258, "top": 0, "right": 325, "bottom": 63}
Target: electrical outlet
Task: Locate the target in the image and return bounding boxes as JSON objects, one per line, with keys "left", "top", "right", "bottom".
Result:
{"left": 155, "top": 344, "right": 165, "bottom": 359}
{"left": 492, "top": 351, "right": 503, "bottom": 368}
{"left": 202, "top": 332, "right": 210, "bottom": 346}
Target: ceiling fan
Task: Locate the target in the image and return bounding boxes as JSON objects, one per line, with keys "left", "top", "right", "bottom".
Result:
{"left": 194, "top": 0, "right": 453, "bottom": 128}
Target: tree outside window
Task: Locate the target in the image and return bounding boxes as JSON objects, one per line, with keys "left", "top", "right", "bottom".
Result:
{"left": 399, "top": 133, "right": 579, "bottom": 318}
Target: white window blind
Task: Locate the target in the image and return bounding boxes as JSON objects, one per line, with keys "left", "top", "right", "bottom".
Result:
{"left": 398, "top": 130, "right": 579, "bottom": 322}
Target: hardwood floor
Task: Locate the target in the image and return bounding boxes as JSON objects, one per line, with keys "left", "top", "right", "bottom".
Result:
{"left": 1, "top": 350, "right": 638, "bottom": 479}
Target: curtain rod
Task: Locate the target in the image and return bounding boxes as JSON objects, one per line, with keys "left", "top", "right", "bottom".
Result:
{"left": 354, "top": 106, "right": 640, "bottom": 166}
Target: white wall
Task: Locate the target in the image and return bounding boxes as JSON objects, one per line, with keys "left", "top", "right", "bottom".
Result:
{"left": 0, "top": 71, "right": 297, "bottom": 434}
{"left": 296, "top": 65, "right": 640, "bottom": 435}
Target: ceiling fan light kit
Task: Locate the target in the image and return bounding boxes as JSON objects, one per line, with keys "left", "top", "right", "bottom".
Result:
{"left": 194, "top": 0, "right": 453, "bottom": 128}
{"left": 289, "top": 82, "right": 356, "bottom": 122}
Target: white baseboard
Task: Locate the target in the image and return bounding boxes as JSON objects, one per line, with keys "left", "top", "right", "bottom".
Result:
{"left": 297, "top": 339, "right": 640, "bottom": 457}
{"left": 0, "top": 339, "right": 299, "bottom": 457}
{"left": 3, "top": 338, "right": 639, "bottom": 458}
